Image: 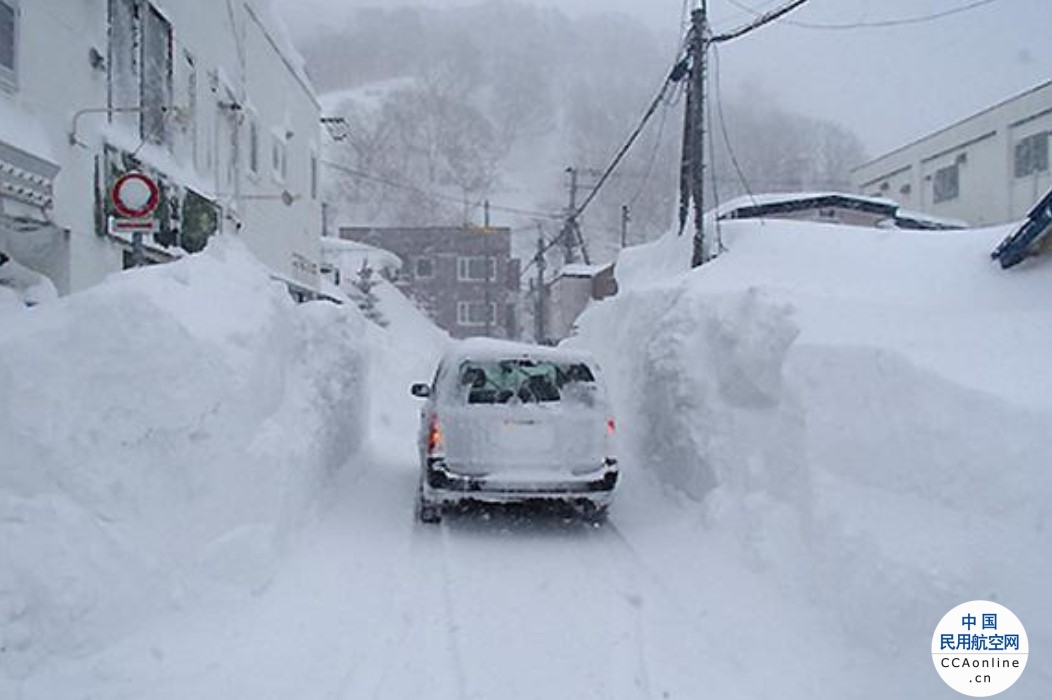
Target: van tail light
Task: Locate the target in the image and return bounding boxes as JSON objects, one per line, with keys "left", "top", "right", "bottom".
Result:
{"left": 427, "top": 414, "right": 445, "bottom": 457}
{"left": 604, "top": 417, "right": 617, "bottom": 462}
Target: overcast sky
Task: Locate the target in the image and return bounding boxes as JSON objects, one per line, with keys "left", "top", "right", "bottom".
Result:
{"left": 274, "top": 0, "right": 1051, "bottom": 157}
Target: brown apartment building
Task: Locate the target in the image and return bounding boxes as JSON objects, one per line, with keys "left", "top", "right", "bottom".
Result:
{"left": 338, "top": 226, "right": 521, "bottom": 339}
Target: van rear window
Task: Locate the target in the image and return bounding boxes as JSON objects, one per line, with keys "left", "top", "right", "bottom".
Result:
{"left": 457, "top": 359, "right": 595, "bottom": 404}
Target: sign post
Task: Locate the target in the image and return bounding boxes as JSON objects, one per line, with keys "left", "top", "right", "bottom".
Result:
{"left": 110, "top": 172, "right": 160, "bottom": 268}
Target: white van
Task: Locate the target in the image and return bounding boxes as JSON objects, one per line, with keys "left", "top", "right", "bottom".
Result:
{"left": 410, "top": 339, "right": 619, "bottom": 524}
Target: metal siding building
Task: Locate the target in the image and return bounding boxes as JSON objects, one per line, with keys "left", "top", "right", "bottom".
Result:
{"left": 852, "top": 80, "right": 1052, "bottom": 227}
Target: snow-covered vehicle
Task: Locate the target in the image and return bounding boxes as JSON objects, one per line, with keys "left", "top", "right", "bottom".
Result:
{"left": 411, "top": 338, "right": 619, "bottom": 524}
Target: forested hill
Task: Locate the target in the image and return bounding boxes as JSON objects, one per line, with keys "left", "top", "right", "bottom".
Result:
{"left": 299, "top": 1, "right": 867, "bottom": 257}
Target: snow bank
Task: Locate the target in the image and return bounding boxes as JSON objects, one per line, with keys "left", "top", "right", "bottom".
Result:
{"left": 571, "top": 220, "right": 1052, "bottom": 684}
{"left": 0, "top": 238, "right": 368, "bottom": 679}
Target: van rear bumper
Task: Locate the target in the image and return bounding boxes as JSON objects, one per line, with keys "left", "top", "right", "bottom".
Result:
{"left": 425, "top": 457, "right": 617, "bottom": 505}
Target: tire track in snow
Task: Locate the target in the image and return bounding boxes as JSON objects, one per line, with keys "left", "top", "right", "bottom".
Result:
{"left": 437, "top": 518, "right": 471, "bottom": 700}
{"left": 434, "top": 510, "right": 658, "bottom": 700}
{"left": 578, "top": 522, "right": 655, "bottom": 700}
{"left": 328, "top": 454, "right": 464, "bottom": 700}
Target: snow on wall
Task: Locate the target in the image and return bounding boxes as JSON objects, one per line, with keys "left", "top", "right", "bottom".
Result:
{"left": 0, "top": 238, "right": 368, "bottom": 679}
{"left": 570, "top": 219, "right": 1052, "bottom": 682}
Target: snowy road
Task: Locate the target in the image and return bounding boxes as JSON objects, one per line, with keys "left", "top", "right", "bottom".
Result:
{"left": 20, "top": 437, "right": 946, "bottom": 700}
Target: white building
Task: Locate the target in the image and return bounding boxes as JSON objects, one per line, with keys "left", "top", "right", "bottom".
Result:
{"left": 0, "top": 0, "right": 324, "bottom": 297}
{"left": 852, "top": 80, "right": 1052, "bottom": 228}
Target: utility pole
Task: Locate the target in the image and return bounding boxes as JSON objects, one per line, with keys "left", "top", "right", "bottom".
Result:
{"left": 483, "top": 199, "right": 492, "bottom": 337}
{"left": 562, "top": 167, "right": 579, "bottom": 264}
{"left": 686, "top": 5, "right": 708, "bottom": 269}
{"left": 534, "top": 228, "right": 547, "bottom": 344}
{"left": 681, "top": 0, "right": 809, "bottom": 268}
{"left": 621, "top": 204, "right": 630, "bottom": 248}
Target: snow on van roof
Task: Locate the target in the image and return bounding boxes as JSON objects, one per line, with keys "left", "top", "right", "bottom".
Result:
{"left": 443, "top": 338, "right": 597, "bottom": 365}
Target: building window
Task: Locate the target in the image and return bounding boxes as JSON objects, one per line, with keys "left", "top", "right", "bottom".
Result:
{"left": 1014, "top": 132, "right": 1049, "bottom": 179}
{"left": 108, "top": 0, "right": 172, "bottom": 146}
{"left": 141, "top": 4, "right": 172, "bottom": 145}
{"left": 415, "top": 257, "right": 434, "bottom": 279}
{"left": 247, "top": 118, "right": 260, "bottom": 176}
{"left": 933, "top": 164, "right": 959, "bottom": 204}
{"left": 457, "top": 256, "right": 496, "bottom": 282}
{"left": 183, "top": 50, "right": 198, "bottom": 167}
{"left": 271, "top": 133, "right": 287, "bottom": 181}
{"left": 0, "top": 0, "right": 17, "bottom": 91}
{"left": 457, "top": 301, "right": 497, "bottom": 326}
{"left": 310, "top": 152, "right": 318, "bottom": 199}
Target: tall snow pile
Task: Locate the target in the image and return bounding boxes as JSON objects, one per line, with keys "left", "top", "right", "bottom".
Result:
{"left": 0, "top": 239, "right": 368, "bottom": 679}
{"left": 571, "top": 220, "right": 1051, "bottom": 689}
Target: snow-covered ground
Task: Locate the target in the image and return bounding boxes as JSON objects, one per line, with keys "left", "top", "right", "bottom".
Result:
{"left": 1, "top": 221, "right": 1049, "bottom": 698}
{"left": 570, "top": 219, "right": 1052, "bottom": 694}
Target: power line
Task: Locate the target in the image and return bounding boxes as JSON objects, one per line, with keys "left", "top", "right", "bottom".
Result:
{"left": 571, "top": 51, "right": 690, "bottom": 222}
{"left": 680, "top": 0, "right": 809, "bottom": 268}
{"left": 320, "top": 159, "right": 563, "bottom": 221}
{"left": 724, "top": 0, "right": 1000, "bottom": 30}
{"left": 711, "top": 44, "right": 756, "bottom": 207}
{"left": 705, "top": 61, "right": 725, "bottom": 254}
{"left": 627, "top": 81, "right": 681, "bottom": 208}
{"left": 711, "top": 0, "right": 809, "bottom": 42}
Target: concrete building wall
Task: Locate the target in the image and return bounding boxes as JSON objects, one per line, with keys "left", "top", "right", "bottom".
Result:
{"left": 853, "top": 81, "right": 1052, "bottom": 227}
{"left": 0, "top": 0, "right": 322, "bottom": 295}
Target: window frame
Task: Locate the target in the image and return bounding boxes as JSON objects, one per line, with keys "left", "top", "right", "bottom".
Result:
{"left": 932, "top": 163, "right": 960, "bottom": 204}
{"left": 1014, "top": 132, "right": 1049, "bottom": 179}
{"left": 414, "top": 256, "right": 434, "bottom": 279}
{"left": 139, "top": 2, "right": 173, "bottom": 146}
{"left": 310, "top": 150, "right": 318, "bottom": 200}
{"left": 246, "top": 113, "right": 261, "bottom": 178}
{"left": 0, "top": 0, "right": 19, "bottom": 92}
{"left": 456, "top": 300, "right": 497, "bottom": 327}
{"left": 270, "top": 131, "right": 287, "bottom": 183}
{"left": 457, "top": 255, "right": 497, "bottom": 282}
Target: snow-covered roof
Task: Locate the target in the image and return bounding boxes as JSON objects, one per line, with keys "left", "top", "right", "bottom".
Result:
{"left": 716, "top": 191, "right": 899, "bottom": 219}
{"left": 895, "top": 208, "right": 968, "bottom": 230}
{"left": 320, "top": 236, "right": 402, "bottom": 272}
{"left": 244, "top": 0, "right": 318, "bottom": 108}
{"left": 557, "top": 263, "right": 612, "bottom": 279}
{"left": 714, "top": 191, "right": 967, "bottom": 231}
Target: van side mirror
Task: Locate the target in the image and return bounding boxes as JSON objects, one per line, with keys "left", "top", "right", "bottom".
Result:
{"left": 410, "top": 383, "right": 431, "bottom": 398}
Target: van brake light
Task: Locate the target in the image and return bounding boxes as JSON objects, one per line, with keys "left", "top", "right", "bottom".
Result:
{"left": 427, "top": 414, "right": 445, "bottom": 456}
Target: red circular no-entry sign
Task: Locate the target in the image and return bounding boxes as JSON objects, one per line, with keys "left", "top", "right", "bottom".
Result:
{"left": 111, "top": 172, "right": 160, "bottom": 219}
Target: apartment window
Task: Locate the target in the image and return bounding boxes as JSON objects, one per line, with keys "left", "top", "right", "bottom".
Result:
{"left": 414, "top": 257, "right": 434, "bottom": 279}
{"left": 184, "top": 50, "right": 198, "bottom": 167}
{"left": 247, "top": 118, "right": 260, "bottom": 176}
{"left": 108, "top": 0, "right": 172, "bottom": 146}
{"left": 1014, "top": 132, "right": 1049, "bottom": 178}
{"left": 0, "top": 0, "right": 16, "bottom": 90}
{"left": 933, "top": 164, "right": 959, "bottom": 204}
{"left": 141, "top": 4, "right": 172, "bottom": 145}
{"left": 310, "top": 152, "right": 318, "bottom": 199}
{"left": 457, "top": 301, "right": 497, "bottom": 326}
{"left": 457, "top": 256, "right": 496, "bottom": 282}
{"left": 271, "top": 133, "right": 287, "bottom": 181}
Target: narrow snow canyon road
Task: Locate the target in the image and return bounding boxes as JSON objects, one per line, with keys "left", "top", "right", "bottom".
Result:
{"left": 22, "top": 438, "right": 937, "bottom": 700}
